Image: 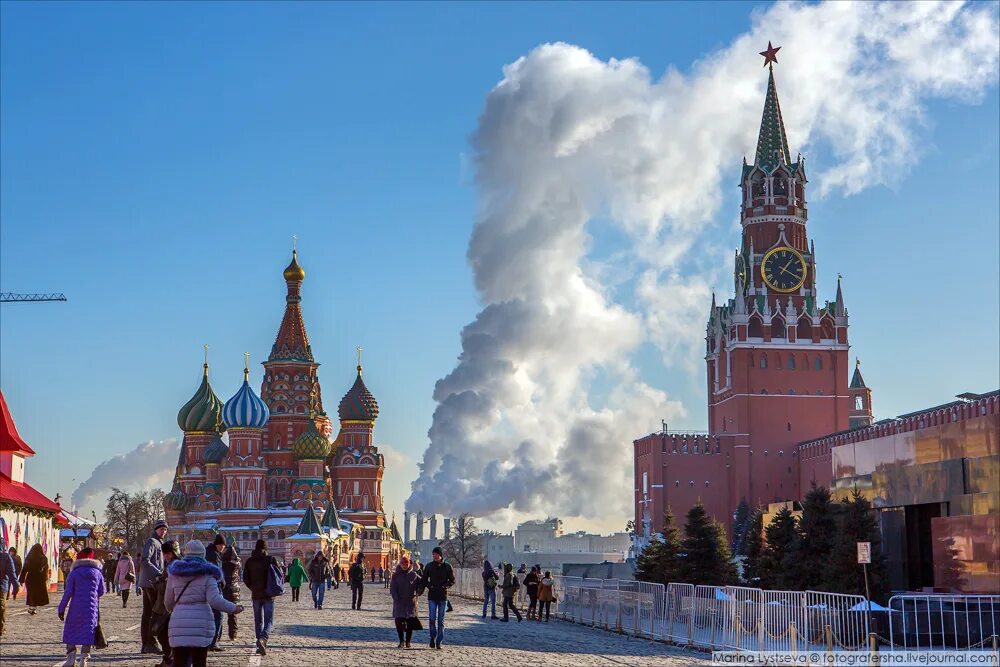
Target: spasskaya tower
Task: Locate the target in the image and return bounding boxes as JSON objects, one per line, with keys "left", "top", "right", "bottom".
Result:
{"left": 633, "top": 44, "right": 874, "bottom": 540}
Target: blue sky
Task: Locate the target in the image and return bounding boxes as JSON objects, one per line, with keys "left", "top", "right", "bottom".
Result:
{"left": 2, "top": 2, "right": 997, "bottom": 528}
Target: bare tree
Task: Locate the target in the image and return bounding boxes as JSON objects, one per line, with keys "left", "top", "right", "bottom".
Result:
{"left": 442, "top": 513, "right": 482, "bottom": 568}
{"left": 104, "top": 488, "right": 167, "bottom": 555}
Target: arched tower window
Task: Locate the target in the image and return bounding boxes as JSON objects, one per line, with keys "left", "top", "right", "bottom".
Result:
{"left": 814, "top": 356, "right": 822, "bottom": 370}
{"left": 760, "top": 355, "right": 768, "bottom": 369}
{"left": 771, "top": 316, "right": 786, "bottom": 339}
{"left": 855, "top": 396, "right": 864, "bottom": 411}
{"left": 748, "top": 315, "right": 763, "bottom": 339}
{"left": 797, "top": 318, "right": 812, "bottom": 341}
{"left": 820, "top": 317, "right": 835, "bottom": 339}
{"left": 787, "top": 356, "right": 795, "bottom": 370}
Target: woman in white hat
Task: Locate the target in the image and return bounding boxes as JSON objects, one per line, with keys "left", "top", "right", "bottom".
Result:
{"left": 165, "top": 540, "right": 244, "bottom": 667}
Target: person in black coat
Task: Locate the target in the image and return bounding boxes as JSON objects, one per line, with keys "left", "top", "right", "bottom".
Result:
{"left": 221, "top": 545, "right": 241, "bottom": 640}
{"left": 205, "top": 534, "right": 227, "bottom": 651}
{"left": 241, "top": 540, "right": 278, "bottom": 656}
{"left": 348, "top": 554, "right": 367, "bottom": 610}
{"left": 8, "top": 547, "right": 22, "bottom": 599}
{"left": 422, "top": 547, "right": 455, "bottom": 650}
{"left": 523, "top": 565, "right": 541, "bottom": 619}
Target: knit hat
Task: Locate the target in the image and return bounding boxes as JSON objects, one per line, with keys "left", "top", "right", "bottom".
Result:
{"left": 213, "top": 534, "right": 226, "bottom": 546}
{"left": 153, "top": 519, "right": 168, "bottom": 531}
{"left": 161, "top": 540, "right": 181, "bottom": 558}
{"left": 77, "top": 547, "right": 95, "bottom": 559}
{"left": 432, "top": 546, "right": 443, "bottom": 557}
{"left": 182, "top": 539, "right": 206, "bottom": 558}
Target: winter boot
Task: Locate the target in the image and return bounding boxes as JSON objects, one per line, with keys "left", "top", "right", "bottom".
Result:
{"left": 79, "top": 655, "right": 90, "bottom": 667}
{"left": 61, "top": 649, "right": 76, "bottom": 667}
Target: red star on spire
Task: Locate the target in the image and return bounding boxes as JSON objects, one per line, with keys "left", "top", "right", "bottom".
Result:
{"left": 759, "top": 41, "right": 781, "bottom": 67}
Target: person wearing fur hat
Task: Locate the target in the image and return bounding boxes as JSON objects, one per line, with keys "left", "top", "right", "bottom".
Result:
{"left": 205, "top": 534, "right": 227, "bottom": 651}
{"left": 220, "top": 543, "right": 241, "bottom": 641}
{"left": 57, "top": 547, "right": 105, "bottom": 667}
{"left": 389, "top": 554, "right": 421, "bottom": 648}
{"left": 151, "top": 540, "right": 181, "bottom": 667}
{"left": 164, "top": 540, "right": 243, "bottom": 667}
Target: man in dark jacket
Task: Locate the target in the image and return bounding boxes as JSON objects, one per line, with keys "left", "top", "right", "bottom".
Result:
{"left": 7, "top": 547, "right": 21, "bottom": 599}
{"left": 151, "top": 540, "right": 180, "bottom": 667}
{"left": 422, "top": 546, "right": 455, "bottom": 649}
{"left": 242, "top": 540, "right": 277, "bottom": 656}
{"left": 0, "top": 541, "right": 18, "bottom": 638}
{"left": 101, "top": 555, "right": 116, "bottom": 595}
{"left": 205, "top": 534, "right": 226, "bottom": 651}
{"left": 307, "top": 553, "right": 331, "bottom": 609}
{"left": 138, "top": 519, "right": 168, "bottom": 654}
{"left": 221, "top": 545, "right": 241, "bottom": 640}
{"left": 523, "top": 565, "right": 541, "bottom": 619}
{"left": 348, "top": 554, "right": 366, "bottom": 610}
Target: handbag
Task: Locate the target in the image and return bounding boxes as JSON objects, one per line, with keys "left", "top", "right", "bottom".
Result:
{"left": 93, "top": 612, "right": 109, "bottom": 650}
{"left": 408, "top": 616, "right": 423, "bottom": 631}
{"left": 125, "top": 572, "right": 136, "bottom": 583}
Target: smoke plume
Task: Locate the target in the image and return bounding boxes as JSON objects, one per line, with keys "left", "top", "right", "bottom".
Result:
{"left": 407, "top": 1, "right": 998, "bottom": 530}
{"left": 71, "top": 438, "right": 180, "bottom": 513}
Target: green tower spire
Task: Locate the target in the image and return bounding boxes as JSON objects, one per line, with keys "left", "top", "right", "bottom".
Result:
{"left": 754, "top": 64, "right": 791, "bottom": 168}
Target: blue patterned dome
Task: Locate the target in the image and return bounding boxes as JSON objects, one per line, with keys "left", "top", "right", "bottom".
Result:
{"left": 223, "top": 369, "right": 270, "bottom": 429}
{"left": 203, "top": 436, "right": 229, "bottom": 464}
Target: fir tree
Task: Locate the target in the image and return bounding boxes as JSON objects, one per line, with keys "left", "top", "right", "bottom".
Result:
{"left": 679, "top": 502, "right": 738, "bottom": 586}
{"left": 740, "top": 508, "right": 764, "bottom": 586}
{"left": 758, "top": 506, "right": 797, "bottom": 590}
{"left": 731, "top": 498, "right": 751, "bottom": 556}
{"left": 634, "top": 507, "right": 682, "bottom": 585}
{"left": 823, "top": 490, "right": 889, "bottom": 602}
{"left": 786, "top": 486, "right": 839, "bottom": 590}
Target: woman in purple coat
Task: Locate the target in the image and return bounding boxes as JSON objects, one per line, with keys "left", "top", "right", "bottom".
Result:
{"left": 57, "top": 547, "right": 105, "bottom": 667}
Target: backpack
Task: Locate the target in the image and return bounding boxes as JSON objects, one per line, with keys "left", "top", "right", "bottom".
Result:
{"left": 265, "top": 558, "right": 285, "bottom": 597}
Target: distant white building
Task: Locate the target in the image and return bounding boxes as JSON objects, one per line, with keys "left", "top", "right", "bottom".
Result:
{"left": 514, "top": 517, "right": 629, "bottom": 557}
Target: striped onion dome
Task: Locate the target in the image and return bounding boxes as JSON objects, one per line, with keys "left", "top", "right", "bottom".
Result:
{"left": 338, "top": 365, "right": 379, "bottom": 422}
{"left": 203, "top": 435, "right": 229, "bottom": 464}
{"left": 292, "top": 419, "right": 331, "bottom": 460}
{"left": 176, "top": 364, "right": 225, "bottom": 433}
{"left": 223, "top": 369, "right": 270, "bottom": 429}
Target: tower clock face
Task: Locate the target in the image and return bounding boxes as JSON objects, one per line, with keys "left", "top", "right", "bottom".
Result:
{"left": 761, "top": 246, "right": 807, "bottom": 293}
{"left": 735, "top": 253, "right": 748, "bottom": 291}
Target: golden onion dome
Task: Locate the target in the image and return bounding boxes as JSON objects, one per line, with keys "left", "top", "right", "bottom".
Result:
{"left": 283, "top": 250, "right": 306, "bottom": 281}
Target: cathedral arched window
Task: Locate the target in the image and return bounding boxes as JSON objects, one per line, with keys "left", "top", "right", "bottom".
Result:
{"left": 761, "top": 389, "right": 768, "bottom": 395}
{"left": 279, "top": 479, "right": 289, "bottom": 499}
{"left": 820, "top": 318, "right": 835, "bottom": 339}
{"left": 787, "top": 356, "right": 795, "bottom": 369}
{"left": 814, "top": 356, "right": 822, "bottom": 370}
{"left": 278, "top": 531, "right": 285, "bottom": 540}
{"left": 267, "top": 530, "right": 275, "bottom": 540}
{"left": 760, "top": 356, "right": 768, "bottom": 369}
{"left": 296, "top": 405, "right": 306, "bottom": 414}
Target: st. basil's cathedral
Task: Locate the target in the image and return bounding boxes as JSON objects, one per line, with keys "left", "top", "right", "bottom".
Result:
{"left": 163, "top": 250, "right": 404, "bottom": 570}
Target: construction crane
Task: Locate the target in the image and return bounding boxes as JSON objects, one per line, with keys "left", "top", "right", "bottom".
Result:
{"left": 0, "top": 293, "right": 67, "bottom": 303}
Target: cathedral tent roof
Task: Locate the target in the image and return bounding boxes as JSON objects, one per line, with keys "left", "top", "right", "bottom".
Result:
{"left": 755, "top": 65, "right": 791, "bottom": 169}
{"left": 320, "top": 498, "right": 341, "bottom": 531}
{"left": 294, "top": 503, "right": 323, "bottom": 536}
{"left": 338, "top": 366, "right": 379, "bottom": 422}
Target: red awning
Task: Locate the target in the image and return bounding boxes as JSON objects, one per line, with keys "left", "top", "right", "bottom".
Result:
{"left": 0, "top": 389, "right": 36, "bottom": 456}
{"left": 0, "top": 471, "right": 60, "bottom": 514}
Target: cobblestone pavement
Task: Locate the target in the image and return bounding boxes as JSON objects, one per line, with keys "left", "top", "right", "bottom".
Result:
{"left": 1, "top": 584, "right": 707, "bottom": 666}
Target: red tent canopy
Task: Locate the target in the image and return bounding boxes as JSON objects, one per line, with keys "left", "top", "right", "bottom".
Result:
{"left": 0, "top": 389, "right": 36, "bottom": 456}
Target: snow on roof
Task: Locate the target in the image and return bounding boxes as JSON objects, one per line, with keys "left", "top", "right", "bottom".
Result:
{"left": 260, "top": 517, "right": 302, "bottom": 527}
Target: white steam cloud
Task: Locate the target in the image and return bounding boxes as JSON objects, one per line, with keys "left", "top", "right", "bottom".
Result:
{"left": 407, "top": 1, "right": 998, "bottom": 530}
{"left": 71, "top": 439, "right": 180, "bottom": 513}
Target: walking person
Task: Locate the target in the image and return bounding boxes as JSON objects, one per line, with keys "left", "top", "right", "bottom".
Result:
{"left": 307, "top": 552, "right": 331, "bottom": 610}
{"left": 164, "top": 540, "right": 243, "bottom": 667}
{"left": 389, "top": 555, "right": 421, "bottom": 649}
{"left": 0, "top": 541, "right": 18, "bottom": 638}
{"left": 205, "top": 535, "right": 226, "bottom": 651}
{"left": 481, "top": 558, "right": 498, "bottom": 619}
{"left": 138, "top": 519, "right": 168, "bottom": 654}
{"left": 286, "top": 557, "right": 307, "bottom": 602}
{"left": 220, "top": 544, "right": 241, "bottom": 640}
{"left": 8, "top": 547, "right": 22, "bottom": 600}
{"left": 524, "top": 565, "right": 540, "bottom": 620}
{"left": 330, "top": 563, "right": 340, "bottom": 590}
{"left": 151, "top": 540, "right": 181, "bottom": 667}
{"left": 538, "top": 571, "right": 555, "bottom": 622}
{"left": 348, "top": 554, "right": 366, "bottom": 610}
{"left": 101, "top": 556, "right": 116, "bottom": 596}
{"left": 57, "top": 547, "right": 104, "bottom": 667}
{"left": 115, "top": 551, "right": 136, "bottom": 608}
{"left": 19, "top": 543, "right": 50, "bottom": 615}
{"left": 500, "top": 563, "right": 522, "bottom": 622}
{"left": 423, "top": 546, "right": 455, "bottom": 649}
{"left": 242, "top": 539, "right": 279, "bottom": 656}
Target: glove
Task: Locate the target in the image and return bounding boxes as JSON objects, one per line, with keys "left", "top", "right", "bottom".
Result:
{"left": 59, "top": 612, "right": 65, "bottom": 621}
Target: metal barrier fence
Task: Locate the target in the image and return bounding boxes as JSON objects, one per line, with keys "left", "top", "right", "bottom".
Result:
{"left": 451, "top": 568, "right": 999, "bottom": 655}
